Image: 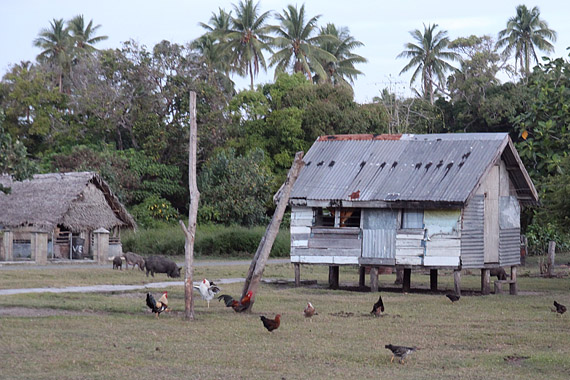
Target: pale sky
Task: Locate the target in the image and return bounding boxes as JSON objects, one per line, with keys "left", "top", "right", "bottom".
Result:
{"left": 1, "top": 0, "right": 569, "bottom": 103}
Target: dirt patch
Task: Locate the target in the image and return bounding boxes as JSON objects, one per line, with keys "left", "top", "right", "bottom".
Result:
{"left": 0, "top": 307, "right": 109, "bottom": 317}
{"left": 504, "top": 355, "right": 530, "bottom": 365}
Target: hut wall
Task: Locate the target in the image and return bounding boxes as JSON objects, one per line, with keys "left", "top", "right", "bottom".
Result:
{"left": 461, "top": 195, "right": 485, "bottom": 268}
{"left": 499, "top": 196, "right": 521, "bottom": 266}
{"left": 395, "top": 229, "right": 423, "bottom": 265}
{"left": 362, "top": 209, "right": 398, "bottom": 265}
{"left": 422, "top": 210, "right": 461, "bottom": 267}
{"left": 290, "top": 206, "right": 360, "bottom": 265}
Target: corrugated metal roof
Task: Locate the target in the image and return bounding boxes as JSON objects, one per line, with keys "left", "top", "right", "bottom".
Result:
{"left": 291, "top": 133, "right": 538, "bottom": 205}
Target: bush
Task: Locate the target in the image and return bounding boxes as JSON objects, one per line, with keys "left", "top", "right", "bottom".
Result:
{"left": 121, "top": 224, "right": 290, "bottom": 258}
{"left": 525, "top": 221, "right": 570, "bottom": 255}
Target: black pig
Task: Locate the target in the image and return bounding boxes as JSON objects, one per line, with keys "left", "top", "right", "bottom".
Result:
{"left": 145, "top": 256, "right": 181, "bottom": 278}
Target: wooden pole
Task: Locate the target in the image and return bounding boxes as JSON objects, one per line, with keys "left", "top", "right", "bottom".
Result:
{"left": 481, "top": 268, "right": 490, "bottom": 295}
{"left": 403, "top": 268, "right": 411, "bottom": 292}
{"left": 547, "top": 240, "right": 556, "bottom": 277}
{"left": 359, "top": 267, "right": 366, "bottom": 288}
{"left": 294, "top": 263, "right": 300, "bottom": 287}
{"left": 241, "top": 151, "right": 305, "bottom": 310}
{"left": 453, "top": 269, "right": 461, "bottom": 296}
{"left": 430, "top": 269, "right": 438, "bottom": 291}
{"left": 510, "top": 266, "right": 518, "bottom": 295}
{"left": 369, "top": 267, "right": 379, "bottom": 292}
{"left": 329, "top": 266, "right": 340, "bottom": 289}
{"left": 180, "top": 91, "right": 199, "bottom": 321}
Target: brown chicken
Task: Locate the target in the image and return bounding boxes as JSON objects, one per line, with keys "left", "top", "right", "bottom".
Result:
{"left": 260, "top": 314, "right": 281, "bottom": 332}
{"left": 217, "top": 290, "right": 253, "bottom": 312}
{"left": 303, "top": 302, "right": 316, "bottom": 319}
{"left": 146, "top": 291, "right": 168, "bottom": 318}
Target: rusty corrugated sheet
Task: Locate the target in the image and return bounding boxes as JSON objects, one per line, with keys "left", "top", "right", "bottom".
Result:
{"left": 291, "top": 133, "right": 536, "bottom": 205}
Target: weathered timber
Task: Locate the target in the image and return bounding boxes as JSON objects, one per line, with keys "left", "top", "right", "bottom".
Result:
{"left": 370, "top": 267, "right": 378, "bottom": 292}
{"left": 430, "top": 269, "right": 438, "bottom": 291}
{"left": 329, "top": 265, "right": 339, "bottom": 289}
{"left": 403, "top": 268, "right": 411, "bottom": 292}
{"left": 453, "top": 269, "right": 461, "bottom": 296}
{"left": 510, "top": 266, "right": 518, "bottom": 295}
{"left": 547, "top": 241, "right": 556, "bottom": 277}
{"left": 359, "top": 267, "right": 366, "bottom": 288}
{"left": 180, "top": 91, "right": 199, "bottom": 321}
{"left": 481, "top": 268, "right": 491, "bottom": 295}
{"left": 294, "top": 263, "right": 300, "bottom": 287}
{"left": 241, "top": 152, "right": 305, "bottom": 310}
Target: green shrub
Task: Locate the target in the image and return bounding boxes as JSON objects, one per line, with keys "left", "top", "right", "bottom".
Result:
{"left": 130, "top": 195, "right": 180, "bottom": 229}
{"left": 122, "top": 224, "right": 290, "bottom": 258}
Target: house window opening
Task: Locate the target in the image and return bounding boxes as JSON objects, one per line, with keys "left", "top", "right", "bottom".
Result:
{"left": 402, "top": 209, "right": 424, "bottom": 229}
{"left": 314, "top": 208, "right": 335, "bottom": 227}
{"left": 13, "top": 235, "right": 32, "bottom": 260}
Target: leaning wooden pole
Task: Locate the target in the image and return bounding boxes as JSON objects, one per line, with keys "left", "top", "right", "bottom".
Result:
{"left": 241, "top": 151, "right": 304, "bottom": 311}
{"left": 180, "top": 91, "right": 199, "bottom": 321}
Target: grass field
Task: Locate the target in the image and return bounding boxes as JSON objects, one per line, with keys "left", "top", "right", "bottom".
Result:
{"left": 1, "top": 256, "right": 569, "bottom": 380}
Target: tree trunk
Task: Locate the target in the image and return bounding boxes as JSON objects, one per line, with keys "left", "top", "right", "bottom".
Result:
{"left": 180, "top": 91, "right": 199, "bottom": 321}
{"left": 241, "top": 151, "right": 305, "bottom": 310}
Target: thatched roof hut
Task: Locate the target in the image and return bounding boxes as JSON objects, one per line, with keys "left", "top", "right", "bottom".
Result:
{"left": 0, "top": 172, "right": 136, "bottom": 232}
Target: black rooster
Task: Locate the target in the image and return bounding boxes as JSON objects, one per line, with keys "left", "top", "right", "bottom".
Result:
{"left": 371, "top": 295, "right": 385, "bottom": 317}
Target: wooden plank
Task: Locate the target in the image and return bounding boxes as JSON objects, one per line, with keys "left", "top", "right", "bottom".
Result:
{"left": 396, "top": 256, "right": 422, "bottom": 265}
{"left": 291, "top": 255, "right": 359, "bottom": 265}
{"left": 294, "top": 263, "right": 300, "bottom": 287}
{"left": 423, "top": 256, "right": 460, "bottom": 266}
{"left": 292, "top": 240, "right": 309, "bottom": 248}
{"left": 396, "top": 247, "right": 424, "bottom": 256}
{"left": 290, "top": 226, "right": 311, "bottom": 235}
{"left": 309, "top": 238, "right": 360, "bottom": 249}
{"left": 311, "top": 227, "right": 360, "bottom": 236}
{"left": 396, "top": 239, "right": 423, "bottom": 248}
{"left": 359, "top": 257, "right": 396, "bottom": 266}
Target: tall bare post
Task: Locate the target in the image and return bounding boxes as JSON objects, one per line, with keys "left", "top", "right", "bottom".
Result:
{"left": 547, "top": 240, "right": 556, "bottom": 277}
{"left": 179, "top": 91, "right": 199, "bottom": 321}
{"left": 241, "top": 151, "right": 304, "bottom": 310}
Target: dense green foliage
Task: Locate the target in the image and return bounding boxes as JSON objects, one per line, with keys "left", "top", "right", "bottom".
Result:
{"left": 121, "top": 224, "right": 290, "bottom": 257}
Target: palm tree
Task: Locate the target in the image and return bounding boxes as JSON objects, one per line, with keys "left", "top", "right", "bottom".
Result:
{"left": 33, "top": 18, "right": 72, "bottom": 91}
{"left": 397, "top": 24, "right": 459, "bottom": 104}
{"left": 269, "top": 4, "right": 336, "bottom": 82}
{"left": 496, "top": 5, "right": 557, "bottom": 77}
{"left": 194, "top": 8, "right": 234, "bottom": 78}
{"left": 225, "top": 0, "right": 273, "bottom": 90}
{"left": 67, "top": 15, "right": 108, "bottom": 53}
{"left": 316, "top": 23, "right": 367, "bottom": 88}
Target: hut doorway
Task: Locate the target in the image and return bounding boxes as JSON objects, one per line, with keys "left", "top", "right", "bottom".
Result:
{"left": 361, "top": 209, "right": 398, "bottom": 262}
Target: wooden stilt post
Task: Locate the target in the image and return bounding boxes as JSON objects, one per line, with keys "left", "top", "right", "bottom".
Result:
{"left": 430, "top": 269, "right": 438, "bottom": 291}
{"left": 510, "top": 266, "right": 518, "bottom": 295}
{"left": 453, "top": 269, "right": 461, "bottom": 296}
{"left": 370, "top": 267, "right": 378, "bottom": 292}
{"left": 395, "top": 268, "right": 403, "bottom": 285}
{"left": 359, "top": 267, "right": 366, "bottom": 288}
{"left": 481, "top": 268, "right": 490, "bottom": 295}
{"left": 403, "top": 268, "right": 411, "bottom": 292}
{"left": 329, "top": 266, "right": 339, "bottom": 289}
{"left": 294, "top": 263, "right": 300, "bottom": 287}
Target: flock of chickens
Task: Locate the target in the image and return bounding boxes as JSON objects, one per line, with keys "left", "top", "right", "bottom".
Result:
{"left": 145, "top": 279, "right": 567, "bottom": 365}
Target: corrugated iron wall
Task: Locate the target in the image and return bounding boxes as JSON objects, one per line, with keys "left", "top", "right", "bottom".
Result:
{"left": 461, "top": 195, "right": 485, "bottom": 268}
{"left": 499, "top": 196, "right": 521, "bottom": 266}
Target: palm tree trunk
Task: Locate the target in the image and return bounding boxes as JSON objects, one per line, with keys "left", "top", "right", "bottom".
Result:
{"left": 249, "top": 61, "right": 254, "bottom": 90}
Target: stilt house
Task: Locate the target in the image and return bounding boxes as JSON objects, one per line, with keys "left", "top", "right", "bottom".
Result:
{"left": 288, "top": 133, "right": 538, "bottom": 294}
{"left": 0, "top": 172, "right": 136, "bottom": 264}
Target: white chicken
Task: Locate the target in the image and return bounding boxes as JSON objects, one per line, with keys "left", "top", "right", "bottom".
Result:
{"left": 194, "top": 278, "right": 220, "bottom": 308}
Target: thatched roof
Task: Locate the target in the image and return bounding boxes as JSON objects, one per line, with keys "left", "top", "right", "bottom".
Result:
{"left": 0, "top": 172, "right": 136, "bottom": 232}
